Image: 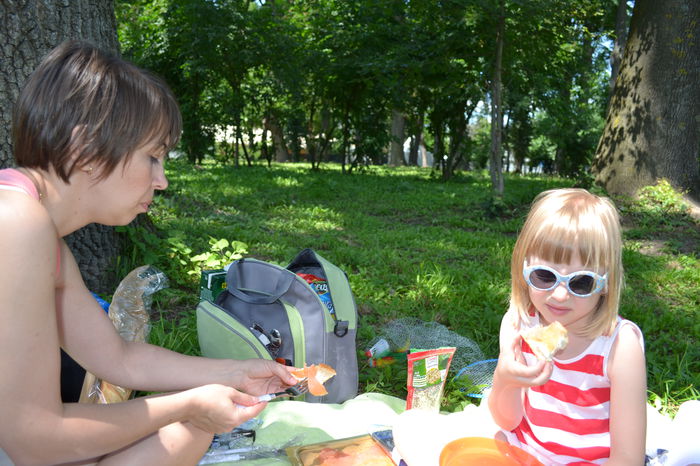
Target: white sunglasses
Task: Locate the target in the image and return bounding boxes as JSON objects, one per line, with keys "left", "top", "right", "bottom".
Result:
{"left": 523, "top": 263, "right": 607, "bottom": 298}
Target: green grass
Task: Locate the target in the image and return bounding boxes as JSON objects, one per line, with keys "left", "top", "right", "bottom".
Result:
{"left": 131, "top": 160, "right": 699, "bottom": 415}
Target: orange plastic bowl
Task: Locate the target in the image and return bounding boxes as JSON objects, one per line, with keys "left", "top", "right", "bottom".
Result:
{"left": 440, "top": 437, "right": 543, "bottom": 466}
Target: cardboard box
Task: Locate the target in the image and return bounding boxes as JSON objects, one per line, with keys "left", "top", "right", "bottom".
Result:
{"left": 199, "top": 269, "right": 227, "bottom": 302}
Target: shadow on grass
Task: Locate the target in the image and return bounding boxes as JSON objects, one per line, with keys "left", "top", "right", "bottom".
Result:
{"left": 151, "top": 162, "right": 698, "bottom": 407}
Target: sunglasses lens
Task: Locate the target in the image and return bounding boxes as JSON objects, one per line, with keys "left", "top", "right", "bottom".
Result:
{"left": 569, "top": 274, "right": 595, "bottom": 295}
{"left": 529, "top": 268, "right": 557, "bottom": 289}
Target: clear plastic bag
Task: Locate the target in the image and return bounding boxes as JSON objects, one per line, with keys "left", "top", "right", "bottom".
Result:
{"left": 79, "top": 265, "right": 168, "bottom": 404}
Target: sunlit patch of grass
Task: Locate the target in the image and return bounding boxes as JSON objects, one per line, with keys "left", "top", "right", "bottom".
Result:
{"left": 122, "top": 159, "right": 699, "bottom": 415}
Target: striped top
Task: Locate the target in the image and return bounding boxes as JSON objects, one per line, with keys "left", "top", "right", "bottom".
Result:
{"left": 502, "top": 314, "right": 644, "bottom": 465}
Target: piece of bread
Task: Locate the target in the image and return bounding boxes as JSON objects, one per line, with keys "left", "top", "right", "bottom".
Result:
{"left": 521, "top": 321, "right": 568, "bottom": 360}
{"left": 98, "top": 381, "right": 131, "bottom": 404}
{"left": 291, "top": 363, "right": 336, "bottom": 396}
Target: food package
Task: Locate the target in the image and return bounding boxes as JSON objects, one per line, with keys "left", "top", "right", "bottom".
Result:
{"left": 406, "top": 347, "right": 456, "bottom": 411}
{"left": 287, "top": 434, "right": 395, "bottom": 466}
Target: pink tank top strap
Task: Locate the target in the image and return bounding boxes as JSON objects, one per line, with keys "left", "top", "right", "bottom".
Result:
{"left": 0, "top": 168, "right": 40, "bottom": 199}
{"left": 0, "top": 169, "right": 61, "bottom": 276}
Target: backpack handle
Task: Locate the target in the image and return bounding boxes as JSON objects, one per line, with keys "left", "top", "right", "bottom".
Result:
{"left": 227, "top": 259, "right": 295, "bottom": 305}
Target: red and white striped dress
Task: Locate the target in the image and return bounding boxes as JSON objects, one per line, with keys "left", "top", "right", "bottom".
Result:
{"left": 502, "top": 315, "right": 644, "bottom": 465}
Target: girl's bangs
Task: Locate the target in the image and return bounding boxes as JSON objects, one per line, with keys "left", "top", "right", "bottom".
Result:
{"left": 527, "top": 214, "right": 607, "bottom": 272}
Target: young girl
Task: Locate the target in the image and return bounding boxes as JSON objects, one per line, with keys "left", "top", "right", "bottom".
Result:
{"left": 488, "top": 188, "right": 647, "bottom": 465}
{"left": 0, "top": 41, "right": 298, "bottom": 464}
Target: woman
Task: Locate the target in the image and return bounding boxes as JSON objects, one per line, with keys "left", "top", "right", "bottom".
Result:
{"left": 0, "top": 40, "right": 297, "bottom": 465}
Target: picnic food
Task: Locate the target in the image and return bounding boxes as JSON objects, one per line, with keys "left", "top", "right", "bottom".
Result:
{"left": 292, "top": 363, "right": 336, "bottom": 396}
{"left": 521, "top": 321, "right": 568, "bottom": 360}
{"left": 79, "top": 266, "right": 167, "bottom": 404}
{"left": 406, "top": 347, "right": 456, "bottom": 411}
{"left": 288, "top": 434, "right": 394, "bottom": 466}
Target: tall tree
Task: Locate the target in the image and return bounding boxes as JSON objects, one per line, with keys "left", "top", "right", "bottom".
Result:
{"left": 388, "top": 110, "right": 405, "bottom": 166}
{"left": 489, "top": 0, "right": 506, "bottom": 197}
{"left": 593, "top": 0, "right": 700, "bottom": 201}
{"left": 0, "top": 0, "right": 122, "bottom": 293}
{"left": 609, "top": 0, "right": 630, "bottom": 93}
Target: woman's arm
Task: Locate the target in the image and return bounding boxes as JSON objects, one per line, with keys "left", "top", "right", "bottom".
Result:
{"left": 55, "top": 244, "right": 297, "bottom": 396}
{"left": 0, "top": 202, "right": 278, "bottom": 465}
{"left": 488, "top": 310, "right": 551, "bottom": 431}
{"left": 606, "top": 324, "right": 647, "bottom": 465}
{"left": 6, "top": 383, "right": 267, "bottom": 465}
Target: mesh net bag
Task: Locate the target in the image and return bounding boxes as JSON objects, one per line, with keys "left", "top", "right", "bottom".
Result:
{"left": 379, "top": 317, "right": 484, "bottom": 371}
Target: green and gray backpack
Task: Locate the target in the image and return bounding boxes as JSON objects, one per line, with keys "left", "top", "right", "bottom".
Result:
{"left": 196, "top": 249, "right": 359, "bottom": 403}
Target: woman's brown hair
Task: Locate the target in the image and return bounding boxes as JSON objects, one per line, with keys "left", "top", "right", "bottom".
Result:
{"left": 13, "top": 40, "right": 181, "bottom": 182}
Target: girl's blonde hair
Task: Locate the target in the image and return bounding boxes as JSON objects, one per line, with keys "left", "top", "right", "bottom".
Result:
{"left": 510, "top": 188, "right": 623, "bottom": 338}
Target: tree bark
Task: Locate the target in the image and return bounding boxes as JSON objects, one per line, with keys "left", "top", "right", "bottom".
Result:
{"left": 1, "top": 0, "right": 122, "bottom": 294}
{"left": 609, "top": 0, "right": 629, "bottom": 93}
{"left": 388, "top": 109, "right": 405, "bottom": 166}
{"left": 593, "top": 0, "right": 700, "bottom": 202}
{"left": 264, "top": 115, "right": 289, "bottom": 162}
{"left": 408, "top": 110, "right": 424, "bottom": 167}
{"left": 488, "top": 0, "right": 505, "bottom": 198}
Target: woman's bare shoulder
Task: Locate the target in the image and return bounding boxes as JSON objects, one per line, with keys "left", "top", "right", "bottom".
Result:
{"left": 0, "top": 190, "right": 55, "bottom": 229}
{"left": 0, "top": 192, "right": 57, "bottom": 268}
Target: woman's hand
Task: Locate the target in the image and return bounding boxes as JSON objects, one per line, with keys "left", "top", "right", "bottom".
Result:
{"left": 227, "top": 359, "right": 299, "bottom": 396}
{"left": 183, "top": 384, "right": 267, "bottom": 434}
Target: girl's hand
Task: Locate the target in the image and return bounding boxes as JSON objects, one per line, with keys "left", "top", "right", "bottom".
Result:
{"left": 227, "top": 359, "right": 299, "bottom": 396}
{"left": 495, "top": 333, "right": 553, "bottom": 388}
{"left": 184, "top": 384, "right": 267, "bottom": 434}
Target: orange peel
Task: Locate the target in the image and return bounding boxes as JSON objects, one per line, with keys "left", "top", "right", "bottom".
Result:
{"left": 291, "top": 363, "right": 336, "bottom": 396}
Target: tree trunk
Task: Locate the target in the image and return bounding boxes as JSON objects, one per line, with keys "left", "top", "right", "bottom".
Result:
{"left": 305, "top": 98, "right": 319, "bottom": 168}
{"left": 409, "top": 110, "right": 424, "bottom": 167}
{"left": 0, "top": 0, "right": 121, "bottom": 295}
{"left": 388, "top": 109, "right": 405, "bottom": 166}
{"left": 489, "top": 0, "right": 505, "bottom": 198}
{"left": 319, "top": 106, "right": 332, "bottom": 161}
{"left": 265, "top": 115, "right": 289, "bottom": 162}
{"left": 593, "top": 0, "right": 700, "bottom": 202}
{"left": 609, "top": 0, "right": 629, "bottom": 93}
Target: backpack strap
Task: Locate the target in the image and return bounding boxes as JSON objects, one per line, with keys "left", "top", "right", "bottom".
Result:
{"left": 227, "top": 259, "right": 295, "bottom": 304}
{"left": 334, "top": 320, "right": 349, "bottom": 337}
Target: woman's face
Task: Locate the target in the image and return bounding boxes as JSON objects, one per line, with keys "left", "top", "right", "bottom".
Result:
{"left": 88, "top": 139, "right": 168, "bottom": 226}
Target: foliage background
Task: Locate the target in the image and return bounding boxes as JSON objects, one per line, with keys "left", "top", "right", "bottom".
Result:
{"left": 112, "top": 0, "right": 698, "bottom": 416}
{"left": 116, "top": 0, "right": 617, "bottom": 179}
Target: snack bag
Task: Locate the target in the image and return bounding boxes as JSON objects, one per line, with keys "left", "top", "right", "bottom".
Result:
{"left": 406, "top": 347, "right": 456, "bottom": 411}
{"left": 297, "top": 273, "right": 336, "bottom": 319}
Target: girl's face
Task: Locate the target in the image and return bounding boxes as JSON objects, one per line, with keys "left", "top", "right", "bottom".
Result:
{"left": 526, "top": 254, "right": 604, "bottom": 335}
{"left": 89, "top": 139, "right": 168, "bottom": 225}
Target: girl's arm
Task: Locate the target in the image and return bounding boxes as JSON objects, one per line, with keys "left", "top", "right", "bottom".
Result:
{"left": 488, "top": 310, "right": 552, "bottom": 431}
{"left": 606, "top": 324, "right": 647, "bottom": 465}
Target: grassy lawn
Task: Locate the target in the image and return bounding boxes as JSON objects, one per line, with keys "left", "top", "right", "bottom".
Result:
{"left": 128, "top": 160, "right": 699, "bottom": 415}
